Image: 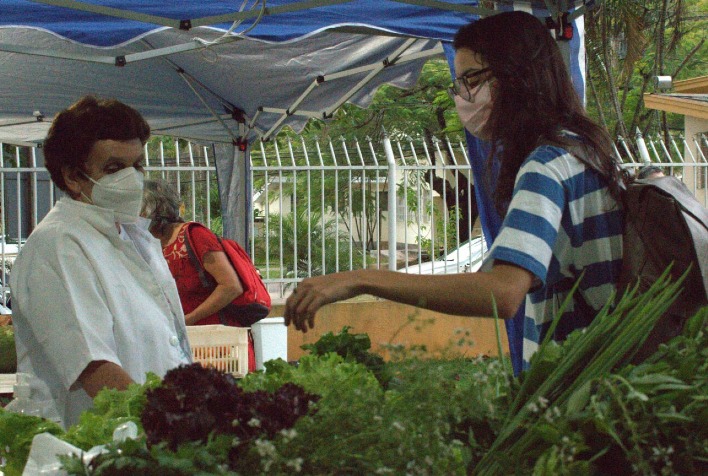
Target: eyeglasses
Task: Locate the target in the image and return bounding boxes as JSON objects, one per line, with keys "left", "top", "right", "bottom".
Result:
{"left": 448, "top": 67, "right": 491, "bottom": 101}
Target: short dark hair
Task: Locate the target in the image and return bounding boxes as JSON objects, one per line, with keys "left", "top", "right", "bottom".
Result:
{"left": 43, "top": 95, "right": 150, "bottom": 192}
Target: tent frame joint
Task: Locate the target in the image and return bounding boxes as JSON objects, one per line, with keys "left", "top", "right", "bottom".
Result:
{"left": 231, "top": 107, "right": 247, "bottom": 124}
{"left": 545, "top": 12, "right": 573, "bottom": 41}
{"left": 233, "top": 136, "right": 248, "bottom": 151}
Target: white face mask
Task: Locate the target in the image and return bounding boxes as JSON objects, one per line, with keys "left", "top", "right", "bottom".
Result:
{"left": 82, "top": 167, "right": 145, "bottom": 223}
{"left": 454, "top": 81, "right": 493, "bottom": 139}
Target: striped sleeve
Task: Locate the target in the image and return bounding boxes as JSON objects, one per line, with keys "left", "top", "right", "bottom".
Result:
{"left": 483, "top": 150, "right": 569, "bottom": 284}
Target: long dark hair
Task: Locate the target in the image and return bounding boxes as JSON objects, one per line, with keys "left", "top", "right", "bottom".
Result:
{"left": 453, "top": 11, "right": 625, "bottom": 215}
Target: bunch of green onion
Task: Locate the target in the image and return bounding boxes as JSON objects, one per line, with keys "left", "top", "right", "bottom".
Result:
{"left": 475, "top": 268, "right": 689, "bottom": 475}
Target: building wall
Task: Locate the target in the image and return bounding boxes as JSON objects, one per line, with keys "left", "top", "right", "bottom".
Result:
{"left": 684, "top": 116, "right": 708, "bottom": 203}
{"left": 270, "top": 297, "right": 509, "bottom": 362}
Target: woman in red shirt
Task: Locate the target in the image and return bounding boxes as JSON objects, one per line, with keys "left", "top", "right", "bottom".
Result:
{"left": 141, "top": 179, "right": 256, "bottom": 371}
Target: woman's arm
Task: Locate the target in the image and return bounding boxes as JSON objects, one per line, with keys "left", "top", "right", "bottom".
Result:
{"left": 185, "top": 250, "right": 244, "bottom": 325}
{"left": 284, "top": 262, "right": 534, "bottom": 332}
{"left": 78, "top": 360, "right": 134, "bottom": 398}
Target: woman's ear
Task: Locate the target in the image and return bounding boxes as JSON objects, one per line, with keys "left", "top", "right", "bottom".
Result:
{"left": 62, "top": 166, "right": 84, "bottom": 199}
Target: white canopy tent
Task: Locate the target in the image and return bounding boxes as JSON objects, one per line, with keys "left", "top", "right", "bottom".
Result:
{"left": 0, "top": 1, "right": 591, "bottom": 145}
{"left": 0, "top": 0, "right": 592, "bottom": 237}
{"left": 0, "top": 0, "right": 596, "bottom": 373}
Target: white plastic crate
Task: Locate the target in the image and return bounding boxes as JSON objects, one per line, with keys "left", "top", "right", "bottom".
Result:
{"left": 186, "top": 325, "right": 249, "bottom": 377}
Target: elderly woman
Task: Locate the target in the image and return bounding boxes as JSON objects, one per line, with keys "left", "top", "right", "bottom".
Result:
{"left": 285, "top": 11, "right": 627, "bottom": 371}
{"left": 141, "top": 179, "right": 255, "bottom": 370}
{"left": 10, "top": 96, "right": 191, "bottom": 428}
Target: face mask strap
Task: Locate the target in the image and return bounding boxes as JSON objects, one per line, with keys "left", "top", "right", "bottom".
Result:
{"left": 81, "top": 170, "right": 99, "bottom": 186}
{"left": 80, "top": 191, "right": 94, "bottom": 204}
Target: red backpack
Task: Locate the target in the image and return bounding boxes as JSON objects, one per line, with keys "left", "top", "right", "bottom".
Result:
{"left": 183, "top": 222, "right": 271, "bottom": 327}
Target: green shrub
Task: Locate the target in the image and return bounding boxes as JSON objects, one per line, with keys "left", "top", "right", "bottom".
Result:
{"left": 0, "top": 325, "right": 16, "bottom": 373}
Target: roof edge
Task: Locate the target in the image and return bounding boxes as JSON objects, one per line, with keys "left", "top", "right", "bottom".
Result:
{"left": 673, "top": 75, "right": 708, "bottom": 94}
{"left": 643, "top": 93, "right": 708, "bottom": 120}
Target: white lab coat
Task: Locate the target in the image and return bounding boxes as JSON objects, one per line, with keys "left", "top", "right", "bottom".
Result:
{"left": 10, "top": 197, "right": 191, "bottom": 428}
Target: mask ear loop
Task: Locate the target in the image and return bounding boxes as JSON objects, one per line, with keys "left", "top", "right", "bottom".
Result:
{"left": 80, "top": 191, "right": 94, "bottom": 204}
{"left": 78, "top": 171, "right": 97, "bottom": 204}
{"left": 81, "top": 171, "right": 98, "bottom": 184}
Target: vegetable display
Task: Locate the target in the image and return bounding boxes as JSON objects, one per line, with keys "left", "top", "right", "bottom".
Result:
{"left": 0, "top": 273, "right": 705, "bottom": 475}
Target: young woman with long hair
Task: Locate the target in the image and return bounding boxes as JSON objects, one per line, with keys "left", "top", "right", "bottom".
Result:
{"left": 284, "top": 11, "right": 626, "bottom": 369}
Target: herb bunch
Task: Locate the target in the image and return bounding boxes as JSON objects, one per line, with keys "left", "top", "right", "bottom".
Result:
{"left": 301, "top": 325, "right": 392, "bottom": 387}
{"left": 141, "top": 363, "right": 319, "bottom": 450}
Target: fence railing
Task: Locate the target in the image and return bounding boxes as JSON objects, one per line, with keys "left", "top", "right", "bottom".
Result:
{"left": 250, "top": 135, "right": 483, "bottom": 298}
{"left": 1, "top": 132, "right": 706, "bottom": 307}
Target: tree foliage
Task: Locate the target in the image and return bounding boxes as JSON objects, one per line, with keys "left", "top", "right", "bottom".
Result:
{"left": 585, "top": 0, "right": 707, "bottom": 151}
{"left": 269, "top": 59, "right": 478, "bottom": 249}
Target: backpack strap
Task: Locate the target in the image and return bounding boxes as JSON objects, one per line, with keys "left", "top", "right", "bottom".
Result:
{"left": 641, "top": 176, "right": 708, "bottom": 227}
{"left": 643, "top": 176, "right": 708, "bottom": 294}
{"left": 183, "top": 222, "right": 216, "bottom": 289}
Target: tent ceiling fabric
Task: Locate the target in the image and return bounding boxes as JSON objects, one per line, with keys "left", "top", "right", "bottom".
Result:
{"left": 0, "top": 25, "right": 440, "bottom": 144}
{"left": 0, "top": 0, "right": 589, "bottom": 145}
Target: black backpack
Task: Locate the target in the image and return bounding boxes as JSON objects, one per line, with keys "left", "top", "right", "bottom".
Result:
{"left": 618, "top": 176, "right": 708, "bottom": 360}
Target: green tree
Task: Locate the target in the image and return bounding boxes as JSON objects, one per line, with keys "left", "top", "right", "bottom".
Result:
{"left": 585, "top": 0, "right": 707, "bottom": 154}
{"left": 254, "top": 208, "right": 371, "bottom": 281}
{"left": 269, "top": 60, "right": 478, "bottom": 248}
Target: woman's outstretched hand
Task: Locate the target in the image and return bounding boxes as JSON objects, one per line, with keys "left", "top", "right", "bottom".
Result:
{"left": 284, "top": 271, "right": 365, "bottom": 332}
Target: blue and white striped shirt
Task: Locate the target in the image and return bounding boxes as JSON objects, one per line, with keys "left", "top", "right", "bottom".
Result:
{"left": 482, "top": 144, "right": 623, "bottom": 369}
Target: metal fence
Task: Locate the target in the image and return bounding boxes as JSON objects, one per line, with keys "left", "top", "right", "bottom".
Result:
{"left": 250, "top": 134, "right": 484, "bottom": 298}
{"left": 1, "top": 132, "right": 707, "bottom": 307}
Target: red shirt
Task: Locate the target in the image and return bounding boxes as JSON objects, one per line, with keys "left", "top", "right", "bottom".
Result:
{"left": 162, "top": 223, "right": 257, "bottom": 372}
{"left": 162, "top": 223, "right": 223, "bottom": 325}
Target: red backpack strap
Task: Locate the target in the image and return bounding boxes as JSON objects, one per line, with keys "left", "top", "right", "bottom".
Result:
{"left": 182, "top": 222, "right": 215, "bottom": 289}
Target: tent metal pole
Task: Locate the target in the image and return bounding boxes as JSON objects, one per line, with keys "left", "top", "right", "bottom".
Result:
{"left": 0, "top": 39, "right": 238, "bottom": 66}
{"left": 568, "top": 3, "right": 593, "bottom": 21}
{"left": 0, "top": 43, "right": 115, "bottom": 64}
{"left": 28, "top": 0, "right": 179, "bottom": 28}
{"left": 388, "top": 0, "right": 497, "bottom": 17}
{"left": 151, "top": 115, "right": 234, "bottom": 133}
{"left": 261, "top": 114, "right": 290, "bottom": 142}
{"left": 248, "top": 110, "right": 262, "bottom": 131}
{"left": 282, "top": 80, "right": 321, "bottom": 116}
{"left": 27, "top": 0, "right": 357, "bottom": 30}
{"left": 259, "top": 107, "right": 322, "bottom": 120}
{"left": 543, "top": 0, "right": 560, "bottom": 18}
{"left": 322, "top": 43, "right": 444, "bottom": 82}
{"left": 177, "top": 72, "right": 240, "bottom": 142}
{"left": 322, "top": 38, "right": 418, "bottom": 118}
{"left": 121, "top": 41, "right": 228, "bottom": 64}
{"left": 190, "top": 0, "right": 356, "bottom": 28}
{"left": 259, "top": 40, "right": 443, "bottom": 139}
{"left": 151, "top": 116, "right": 267, "bottom": 139}
{"left": 0, "top": 119, "right": 45, "bottom": 128}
